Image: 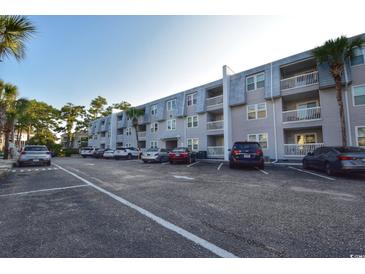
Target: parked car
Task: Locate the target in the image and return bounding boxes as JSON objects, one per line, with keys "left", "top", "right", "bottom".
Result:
{"left": 103, "top": 149, "right": 115, "bottom": 159}
{"left": 92, "top": 148, "right": 105, "bottom": 159}
{"left": 18, "top": 145, "right": 51, "bottom": 167}
{"left": 229, "top": 141, "right": 264, "bottom": 169}
{"left": 141, "top": 148, "right": 169, "bottom": 163}
{"left": 303, "top": 146, "right": 365, "bottom": 176}
{"left": 168, "top": 147, "right": 196, "bottom": 164}
{"left": 114, "top": 147, "right": 140, "bottom": 160}
{"left": 80, "top": 147, "right": 96, "bottom": 158}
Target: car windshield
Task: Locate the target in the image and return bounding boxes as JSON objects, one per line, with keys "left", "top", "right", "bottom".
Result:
{"left": 233, "top": 142, "right": 260, "bottom": 151}
{"left": 335, "top": 147, "right": 365, "bottom": 153}
{"left": 24, "top": 146, "right": 48, "bottom": 151}
{"left": 82, "top": 147, "right": 93, "bottom": 151}
{"left": 173, "top": 147, "right": 187, "bottom": 152}
{"left": 147, "top": 148, "right": 159, "bottom": 152}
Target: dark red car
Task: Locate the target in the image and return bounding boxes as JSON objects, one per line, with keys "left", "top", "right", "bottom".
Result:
{"left": 168, "top": 147, "right": 196, "bottom": 164}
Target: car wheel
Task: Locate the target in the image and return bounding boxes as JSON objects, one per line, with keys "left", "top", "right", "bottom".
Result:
{"left": 169, "top": 160, "right": 173, "bottom": 164}
{"left": 143, "top": 160, "right": 147, "bottom": 163}
{"left": 229, "top": 161, "right": 235, "bottom": 169}
{"left": 303, "top": 159, "right": 309, "bottom": 170}
{"left": 18, "top": 162, "right": 22, "bottom": 167}
{"left": 258, "top": 162, "right": 264, "bottom": 169}
{"left": 47, "top": 161, "right": 51, "bottom": 166}
{"left": 82, "top": 155, "right": 86, "bottom": 158}
{"left": 127, "top": 154, "right": 132, "bottom": 160}
{"left": 325, "top": 162, "right": 335, "bottom": 176}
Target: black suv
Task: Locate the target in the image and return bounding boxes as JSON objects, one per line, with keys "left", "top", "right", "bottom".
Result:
{"left": 229, "top": 142, "right": 264, "bottom": 169}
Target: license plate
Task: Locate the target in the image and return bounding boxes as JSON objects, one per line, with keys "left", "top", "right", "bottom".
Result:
{"left": 147, "top": 154, "right": 150, "bottom": 156}
{"left": 33, "top": 159, "right": 39, "bottom": 162}
{"left": 243, "top": 153, "right": 251, "bottom": 158}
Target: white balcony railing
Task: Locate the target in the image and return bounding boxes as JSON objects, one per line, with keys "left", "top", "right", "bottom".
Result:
{"left": 282, "top": 106, "right": 321, "bottom": 123}
{"left": 284, "top": 143, "right": 324, "bottom": 156}
{"left": 137, "top": 131, "right": 146, "bottom": 139}
{"left": 207, "top": 120, "right": 224, "bottom": 130}
{"left": 116, "top": 134, "right": 123, "bottom": 142}
{"left": 280, "top": 71, "right": 319, "bottom": 90}
{"left": 206, "top": 95, "right": 223, "bottom": 108}
{"left": 207, "top": 146, "right": 224, "bottom": 158}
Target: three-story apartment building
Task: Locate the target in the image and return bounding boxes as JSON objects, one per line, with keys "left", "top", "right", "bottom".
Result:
{"left": 88, "top": 33, "right": 365, "bottom": 161}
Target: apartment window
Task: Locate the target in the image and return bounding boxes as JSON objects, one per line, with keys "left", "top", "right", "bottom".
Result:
{"left": 100, "top": 132, "right": 106, "bottom": 137}
{"left": 151, "top": 104, "right": 157, "bottom": 115}
{"left": 125, "top": 127, "right": 132, "bottom": 135}
{"left": 167, "top": 99, "right": 177, "bottom": 111}
{"left": 246, "top": 73, "right": 265, "bottom": 91}
{"left": 150, "top": 122, "right": 158, "bottom": 133}
{"left": 150, "top": 141, "right": 158, "bottom": 148}
{"left": 125, "top": 143, "right": 132, "bottom": 148}
{"left": 356, "top": 126, "right": 365, "bottom": 147}
{"left": 187, "top": 115, "right": 198, "bottom": 128}
{"left": 187, "top": 138, "right": 199, "bottom": 151}
{"left": 167, "top": 119, "right": 176, "bottom": 130}
{"left": 247, "top": 103, "right": 267, "bottom": 120}
{"left": 353, "top": 85, "right": 365, "bottom": 106}
{"left": 248, "top": 133, "right": 268, "bottom": 149}
{"left": 187, "top": 93, "right": 197, "bottom": 106}
{"left": 351, "top": 46, "right": 364, "bottom": 66}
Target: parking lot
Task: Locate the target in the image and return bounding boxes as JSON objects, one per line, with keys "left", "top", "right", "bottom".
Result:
{"left": 0, "top": 156, "right": 365, "bottom": 257}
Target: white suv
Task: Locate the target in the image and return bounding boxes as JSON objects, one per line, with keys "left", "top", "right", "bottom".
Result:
{"left": 114, "top": 147, "right": 140, "bottom": 160}
{"left": 80, "top": 147, "right": 96, "bottom": 158}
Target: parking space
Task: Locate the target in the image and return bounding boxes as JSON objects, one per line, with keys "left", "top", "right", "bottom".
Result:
{"left": 1, "top": 156, "right": 365, "bottom": 257}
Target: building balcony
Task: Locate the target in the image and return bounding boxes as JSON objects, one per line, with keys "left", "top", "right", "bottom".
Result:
{"left": 137, "top": 131, "right": 146, "bottom": 140}
{"left": 207, "top": 120, "right": 224, "bottom": 131}
{"left": 117, "top": 120, "right": 124, "bottom": 128}
{"left": 280, "top": 71, "right": 319, "bottom": 91}
{"left": 116, "top": 134, "right": 123, "bottom": 142}
{"left": 206, "top": 95, "right": 223, "bottom": 110}
{"left": 284, "top": 143, "right": 324, "bottom": 157}
{"left": 282, "top": 106, "right": 321, "bottom": 123}
{"left": 207, "top": 146, "right": 224, "bottom": 158}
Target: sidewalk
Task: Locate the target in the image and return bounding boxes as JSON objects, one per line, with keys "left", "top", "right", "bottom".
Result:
{"left": 0, "top": 159, "right": 15, "bottom": 179}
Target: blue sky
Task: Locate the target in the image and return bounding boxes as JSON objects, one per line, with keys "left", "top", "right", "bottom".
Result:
{"left": 1, "top": 16, "right": 364, "bottom": 109}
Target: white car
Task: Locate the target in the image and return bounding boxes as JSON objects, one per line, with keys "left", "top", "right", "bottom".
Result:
{"left": 80, "top": 147, "right": 96, "bottom": 158}
{"left": 141, "top": 148, "right": 169, "bottom": 163}
{"left": 18, "top": 145, "right": 51, "bottom": 167}
{"left": 103, "top": 149, "right": 115, "bottom": 159}
{"left": 114, "top": 147, "right": 140, "bottom": 160}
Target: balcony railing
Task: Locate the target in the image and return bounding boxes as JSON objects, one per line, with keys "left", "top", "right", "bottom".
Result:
{"left": 206, "top": 95, "right": 223, "bottom": 108}
{"left": 207, "top": 146, "right": 224, "bottom": 158}
{"left": 282, "top": 106, "right": 321, "bottom": 123}
{"left": 280, "top": 71, "right": 319, "bottom": 90}
{"left": 284, "top": 143, "right": 324, "bottom": 156}
{"left": 207, "top": 120, "right": 224, "bottom": 130}
{"left": 137, "top": 131, "right": 146, "bottom": 139}
{"left": 117, "top": 121, "right": 123, "bottom": 128}
{"left": 116, "top": 135, "right": 123, "bottom": 142}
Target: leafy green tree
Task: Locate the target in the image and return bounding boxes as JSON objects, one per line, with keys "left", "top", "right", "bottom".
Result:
{"left": 0, "top": 15, "right": 36, "bottom": 61}
{"left": 88, "top": 96, "right": 108, "bottom": 119}
{"left": 126, "top": 107, "right": 145, "bottom": 156}
{"left": 60, "top": 103, "right": 85, "bottom": 148}
{"left": 313, "top": 36, "right": 363, "bottom": 146}
{"left": 103, "top": 101, "right": 131, "bottom": 116}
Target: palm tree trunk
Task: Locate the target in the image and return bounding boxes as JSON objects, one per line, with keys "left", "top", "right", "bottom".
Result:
{"left": 134, "top": 125, "right": 140, "bottom": 159}
{"left": 335, "top": 75, "right": 347, "bottom": 146}
{"left": 3, "top": 129, "right": 10, "bottom": 159}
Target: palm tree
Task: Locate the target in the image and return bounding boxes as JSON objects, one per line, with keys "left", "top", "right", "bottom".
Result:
{"left": 126, "top": 107, "right": 145, "bottom": 157}
{"left": 0, "top": 83, "right": 18, "bottom": 159}
{"left": 313, "top": 36, "right": 363, "bottom": 146}
{"left": 0, "top": 15, "right": 36, "bottom": 62}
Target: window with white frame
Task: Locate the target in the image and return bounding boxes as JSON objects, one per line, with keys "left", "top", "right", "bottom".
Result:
{"left": 125, "top": 127, "right": 132, "bottom": 135}
{"left": 246, "top": 73, "right": 265, "bottom": 91}
{"left": 187, "top": 93, "right": 197, "bottom": 106}
{"left": 187, "top": 115, "right": 198, "bottom": 128}
{"left": 167, "top": 119, "right": 176, "bottom": 130}
{"left": 353, "top": 85, "right": 365, "bottom": 106}
{"left": 167, "top": 99, "right": 177, "bottom": 111}
{"left": 125, "top": 143, "right": 132, "bottom": 148}
{"left": 247, "top": 133, "right": 268, "bottom": 149}
{"left": 150, "top": 141, "right": 158, "bottom": 148}
{"left": 151, "top": 104, "right": 157, "bottom": 115}
{"left": 150, "top": 122, "right": 158, "bottom": 133}
{"left": 247, "top": 103, "right": 267, "bottom": 120}
{"left": 351, "top": 46, "right": 364, "bottom": 66}
{"left": 187, "top": 138, "right": 199, "bottom": 151}
{"left": 356, "top": 126, "right": 365, "bottom": 147}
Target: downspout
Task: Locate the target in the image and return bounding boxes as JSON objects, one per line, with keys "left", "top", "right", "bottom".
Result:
{"left": 343, "top": 62, "right": 352, "bottom": 146}
{"left": 182, "top": 90, "right": 187, "bottom": 147}
{"left": 271, "top": 62, "right": 279, "bottom": 163}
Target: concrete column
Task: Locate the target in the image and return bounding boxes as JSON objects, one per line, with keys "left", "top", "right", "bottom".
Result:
{"left": 223, "top": 65, "right": 234, "bottom": 161}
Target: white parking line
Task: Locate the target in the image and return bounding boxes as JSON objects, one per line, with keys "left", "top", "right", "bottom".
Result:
{"left": 187, "top": 161, "right": 200, "bottom": 168}
{"left": 54, "top": 163, "right": 237, "bottom": 258}
{"left": 288, "top": 166, "right": 335, "bottom": 181}
{"left": 255, "top": 167, "right": 269, "bottom": 175}
{"left": 217, "top": 163, "right": 223, "bottom": 171}
{"left": 0, "top": 184, "right": 89, "bottom": 197}
{"left": 173, "top": 175, "right": 195, "bottom": 180}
